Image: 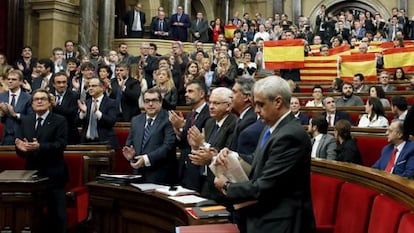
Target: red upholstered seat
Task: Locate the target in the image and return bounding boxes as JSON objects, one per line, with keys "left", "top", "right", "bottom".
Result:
{"left": 113, "top": 128, "right": 133, "bottom": 173}
{"left": 354, "top": 135, "right": 388, "bottom": 166}
{"left": 333, "top": 182, "right": 378, "bottom": 233}
{"left": 397, "top": 213, "right": 414, "bottom": 233}
{"left": 367, "top": 195, "right": 409, "bottom": 233}
{"left": 0, "top": 154, "right": 25, "bottom": 171}
{"left": 311, "top": 173, "right": 344, "bottom": 233}
{"left": 64, "top": 155, "right": 89, "bottom": 228}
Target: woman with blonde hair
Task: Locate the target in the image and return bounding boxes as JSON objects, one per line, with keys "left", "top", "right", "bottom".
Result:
{"left": 212, "top": 55, "right": 236, "bottom": 88}
{"left": 130, "top": 63, "right": 147, "bottom": 109}
{"left": 155, "top": 67, "right": 177, "bottom": 110}
{"left": 0, "top": 53, "right": 12, "bottom": 76}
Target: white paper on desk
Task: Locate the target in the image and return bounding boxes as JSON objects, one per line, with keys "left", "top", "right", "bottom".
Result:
{"left": 209, "top": 151, "right": 249, "bottom": 182}
{"left": 130, "top": 183, "right": 167, "bottom": 192}
{"left": 100, "top": 174, "right": 142, "bottom": 179}
{"left": 168, "top": 195, "right": 207, "bottom": 204}
{"left": 155, "top": 186, "right": 198, "bottom": 196}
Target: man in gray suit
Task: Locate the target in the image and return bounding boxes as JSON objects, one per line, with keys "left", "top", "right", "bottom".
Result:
{"left": 123, "top": 88, "right": 177, "bottom": 185}
{"left": 214, "top": 76, "right": 316, "bottom": 233}
{"left": 190, "top": 12, "right": 209, "bottom": 42}
{"left": 0, "top": 70, "right": 33, "bottom": 145}
{"left": 308, "top": 115, "right": 337, "bottom": 160}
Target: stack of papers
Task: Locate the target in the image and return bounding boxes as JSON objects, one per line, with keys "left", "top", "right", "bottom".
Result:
{"left": 155, "top": 185, "right": 198, "bottom": 196}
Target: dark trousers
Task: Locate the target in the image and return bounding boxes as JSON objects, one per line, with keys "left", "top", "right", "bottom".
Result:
{"left": 43, "top": 187, "right": 67, "bottom": 233}
{"left": 129, "top": 31, "right": 144, "bottom": 38}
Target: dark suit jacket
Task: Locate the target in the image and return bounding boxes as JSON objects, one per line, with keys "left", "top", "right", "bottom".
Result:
{"left": 230, "top": 107, "right": 257, "bottom": 151}
{"left": 322, "top": 111, "right": 353, "bottom": 125}
{"left": 170, "top": 13, "right": 191, "bottom": 42}
{"left": 202, "top": 114, "right": 237, "bottom": 200}
{"left": 226, "top": 113, "right": 316, "bottom": 233}
{"left": 178, "top": 104, "right": 210, "bottom": 191}
{"left": 31, "top": 75, "right": 55, "bottom": 93}
{"left": 404, "top": 104, "right": 414, "bottom": 138}
{"left": 150, "top": 18, "right": 171, "bottom": 40}
{"left": 335, "top": 138, "right": 362, "bottom": 164}
{"left": 295, "top": 111, "right": 310, "bottom": 125}
{"left": 16, "top": 112, "right": 68, "bottom": 188}
{"left": 190, "top": 19, "right": 209, "bottom": 42}
{"left": 109, "top": 77, "right": 141, "bottom": 122}
{"left": 0, "top": 90, "right": 33, "bottom": 145}
{"left": 52, "top": 90, "right": 80, "bottom": 144}
{"left": 79, "top": 96, "right": 119, "bottom": 149}
{"left": 372, "top": 141, "right": 414, "bottom": 178}
{"left": 162, "top": 88, "right": 178, "bottom": 110}
{"left": 237, "top": 119, "right": 266, "bottom": 161}
{"left": 123, "top": 10, "right": 146, "bottom": 36}
{"left": 314, "top": 134, "right": 337, "bottom": 160}
{"left": 126, "top": 109, "right": 177, "bottom": 184}
{"left": 131, "top": 55, "right": 159, "bottom": 88}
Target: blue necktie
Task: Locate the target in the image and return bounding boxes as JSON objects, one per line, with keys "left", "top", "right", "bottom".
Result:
{"left": 260, "top": 129, "right": 271, "bottom": 148}
{"left": 142, "top": 118, "right": 153, "bottom": 150}
{"left": 10, "top": 94, "right": 16, "bottom": 107}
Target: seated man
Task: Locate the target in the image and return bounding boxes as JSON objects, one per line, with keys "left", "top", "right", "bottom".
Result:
{"left": 372, "top": 120, "right": 414, "bottom": 178}
{"left": 308, "top": 115, "right": 337, "bottom": 160}
{"left": 378, "top": 71, "right": 396, "bottom": 92}
{"left": 305, "top": 85, "right": 324, "bottom": 107}
{"left": 335, "top": 82, "right": 364, "bottom": 107}
{"left": 322, "top": 96, "right": 353, "bottom": 127}
{"left": 290, "top": 97, "right": 309, "bottom": 125}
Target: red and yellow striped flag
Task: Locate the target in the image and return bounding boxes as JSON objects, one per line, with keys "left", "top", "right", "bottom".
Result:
{"left": 263, "top": 39, "right": 304, "bottom": 69}
{"left": 383, "top": 47, "right": 414, "bottom": 73}
{"left": 340, "top": 53, "right": 377, "bottom": 82}
{"left": 224, "top": 25, "right": 237, "bottom": 40}
{"left": 300, "top": 56, "right": 338, "bottom": 82}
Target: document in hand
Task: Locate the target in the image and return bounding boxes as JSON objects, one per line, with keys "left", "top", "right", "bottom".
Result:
{"left": 209, "top": 151, "right": 248, "bottom": 182}
{"left": 155, "top": 186, "right": 198, "bottom": 196}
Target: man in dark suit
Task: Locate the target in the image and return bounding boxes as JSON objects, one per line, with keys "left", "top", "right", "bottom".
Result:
{"left": 190, "top": 12, "right": 209, "bottom": 42}
{"left": 131, "top": 42, "right": 159, "bottom": 88}
{"left": 169, "top": 80, "right": 210, "bottom": 191}
{"left": 123, "top": 88, "right": 177, "bottom": 184}
{"left": 229, "top": 78, "right": 257, "bottom": 152}
{"left": 52, "top": 72, "right": 80, "bottom": 144}
{"left": 309, "top": 115, "right": 337, "bottom": 160}
{"left": 170, "top": 5, "right": 191, "bottom": 42}
{"left": 77, "top": 77, "right": 119, "bottom": 149}
{"left": 214, "top": 76, "right": 316, "bottom": 233}
{"left": 14, "top": 46, "right": 38, "bottom": 82}
{"left": 372, "top": 120, "right": 414, "bottom": 178}
{"left": 150, "top": 10, "right": 170, "bottom": 40}
{"left": 31, "top": 58, "right": 55, "bottom": 93}
{"left": 188, "top": 87, "right": 237, "bottom": 199}
{"left": 15, "top": 89, "right": 68, "bottom": 233}
{"left": 0, "top": 70, "right": 33, "bottom": 145}
{"left": 322, "top": 96, "right": 353, "bottom": 126}
{"left": 123, "top": 2, "right": 146, "bottom": 38}
{"left": 110, "top": 63, "right": 141, "bottom": 122}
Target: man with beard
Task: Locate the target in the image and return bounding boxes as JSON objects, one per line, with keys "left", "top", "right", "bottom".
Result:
{"left": 117, "top": 43, "right": 133, "bottom": 66}
{"left": 169, "top": 79, "right": 210, "bottom": 191}
{"left": 335, "top": 82, "right": 364, "bottom": 106}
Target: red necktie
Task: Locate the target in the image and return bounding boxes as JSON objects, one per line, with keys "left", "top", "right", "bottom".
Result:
{"left": 385, "top": 147, "right": 398, "bottom": 172}
{"left": 328, "top": 114, "right": 332, "bottom": 126}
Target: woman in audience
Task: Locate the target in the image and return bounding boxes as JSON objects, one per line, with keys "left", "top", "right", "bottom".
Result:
{"left": 154, "top": 67, "right": 177, "bottom": 110}
{"left": 0, "top": 53, "right": 12, "bottom": 76}
{"left": 393, "top": 67, "right": 408, "bottom": 81}
{"left": 130, "top": 64, "right": 147, "bottom": 109}
{"left": 199, "top": 57, "right": 214, "bottom": 93}
{"left": 98, "top": 64, "right": 113, "bottom": 96}
{"left": 211, "top": 17, "right": 224, "bottom": 43}
{"left": 178, "top": 61, "right": 203, "bottom": 105}
{"left": 232, "top": 47, "right": 244, "bottom": 65}
{"left": 368, "top": 85, "right": 390, "bottom": 107}
{"left": 0, "top": 74, "right": 8, "bottom": 93}
{"left": 237, "top": 51, "right": 256, "bottom": 79}
{"left": 358, "top": 97, "right": 389, "bottom": 128}
{"left": 290, "top": 97, "right": 309, "bottom": 125}
{"left": 212, "top": 55, "right": 236, "bottom": 88}
{"left": 334, "top": 119, "right": 362, "bottom": 164}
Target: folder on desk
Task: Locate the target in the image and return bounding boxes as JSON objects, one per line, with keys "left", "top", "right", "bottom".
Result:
{"left": 0, "top": 170, "right": 38, "bottom": 181}
{"left": 175, "top": 223, "right": 239, "bottom": 233}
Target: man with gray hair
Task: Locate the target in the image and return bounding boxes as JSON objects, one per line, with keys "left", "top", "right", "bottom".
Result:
{"left": 188, "top": 87, "right": 237, "bottom": 199}
{"left": 214, "top": 76, "right": 316, "bottom": 233}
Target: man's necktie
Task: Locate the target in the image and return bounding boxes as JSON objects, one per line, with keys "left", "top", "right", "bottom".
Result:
{"left": 56, "top": 94, "right": 62, "bottom": 105}
{"left": 142, "top": 118, "right": 153, "bottom": 150}
{"left": 10, "top": 94, "right": 16, "bottom": 107}
{"left": 385, "top": 147, "right": 398, "bottom": 173}
{"left": 196, "top": 19, "right": 200, "bottom": 27}
{"left": 190, "top": 111, "right": 198, "bottom": 126}
{"left": 328, "top": 114, "right": 332, "bottom": 127}
{"left": 160, "top": 21, "right": 163, "bottom": 31}
{"left": 178, "top": 14, "right": 181, "bottom": 22}
{"left": 260, "top": 129, "right": 271, "bottom": 148}
{"left": 88, "top": 99, "right": 99, "bottom": 139}
{"left": 208, "top": 124, "right": 220, "bottom": 144}
{"left": 35, "top": 117, "right": 43, "bottom": 136}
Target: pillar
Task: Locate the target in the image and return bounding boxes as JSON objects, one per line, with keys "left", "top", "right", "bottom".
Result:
{"left": 99, "top": 0, "right": 115, "bottom": 55}
{"left": 79, "top": 0, "right": 99, "bottom": 56}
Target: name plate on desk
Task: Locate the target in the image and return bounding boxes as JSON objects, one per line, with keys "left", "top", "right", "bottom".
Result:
{"left": 0, "top": 170, "right": 45, "bottom": 182}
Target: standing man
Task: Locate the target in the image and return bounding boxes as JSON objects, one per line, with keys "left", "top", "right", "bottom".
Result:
{"left": 123, "top": 88, "right": 177, "bottom": 184}
{"left": 31, "top": 58, "right": 55, "bottom": 93}
{"left": 52, "top": 72, "right": 80, "bottom": 144}
{"left": 169, "top": 80, "right": 210, "bottom": 191}
{"left": 132, "top": 42, "right": 159, "bottom": 88}
{"left": 214, "top": 76, "right": 316, "bottom": 233}
{"left": 110, "top": 63, "right": 141, "bottom": 122}
{"left": 170, "top": 6, "right": 191, "bottom": 42}
{"left": 123, "top": 2, "right": 146, "bottom": 38}
{"left": 372, "top": 120, "right": 414, "bottom": 178}
{"left": 78, "top": 77, "right": 119, "bottom": 149}
{"left": 150, "top": 10, "right": 170, "bottom": 40}
{"left": 15, "top": 89, "right": 68, "bottom": 233}
{"left": 308, "top": 115, "right": 337, "bottom": 160}
{"left": 190, "top": 12, "right": 209, "bottom": 42}
{"left": 14, "top": 46, "right": 38, "bottom": 82}
{"left": 64, "top": 40, "right": 79, "bottom": 60}
{"left": 0, "top": 70, "right": 33, "bottom": 145}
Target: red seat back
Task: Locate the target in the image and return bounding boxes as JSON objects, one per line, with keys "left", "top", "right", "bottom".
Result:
{"left": 354, "top": 135, "right": 388, "bottom": 166}
{"left": 368, "top": 195, "right": 409, "bottom": 233}
{"left": 0, "top": 154, "right": 25, "bottom": 171}
{"left": 113, "top": 128, "right": 133, "bottom": 173}
{"left": 333, "top": 182, "right": 378, "bottom": 233}
{"left": 65, "top": 155, "right": 84, "bottom": 191}
{"left": 397, "top": 213, "right": 414, "bottom": 233}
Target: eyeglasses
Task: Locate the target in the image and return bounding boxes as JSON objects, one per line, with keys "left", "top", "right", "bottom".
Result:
{"left": 209, "top": 101, "right": 229, "bottom": 106}
{"left": 33, "top": 97, "right": 49, "bottom": 102}
{"left": 144, "top": 99, "right": 161, "bottom": 104}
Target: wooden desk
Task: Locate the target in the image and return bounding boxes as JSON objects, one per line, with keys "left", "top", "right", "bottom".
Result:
{"left": 87, "top": 182, "right": 228, "bottom": 233}
{"left": 0, "top": 178, "right": 49, "bottom": 233}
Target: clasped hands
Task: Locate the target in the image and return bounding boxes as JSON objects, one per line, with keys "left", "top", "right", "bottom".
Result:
{"left": 122, "top": 145, "right": 145, "bottom": 169}
{"left": 15, "top": 138, "right": 40, "bottom": 152}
